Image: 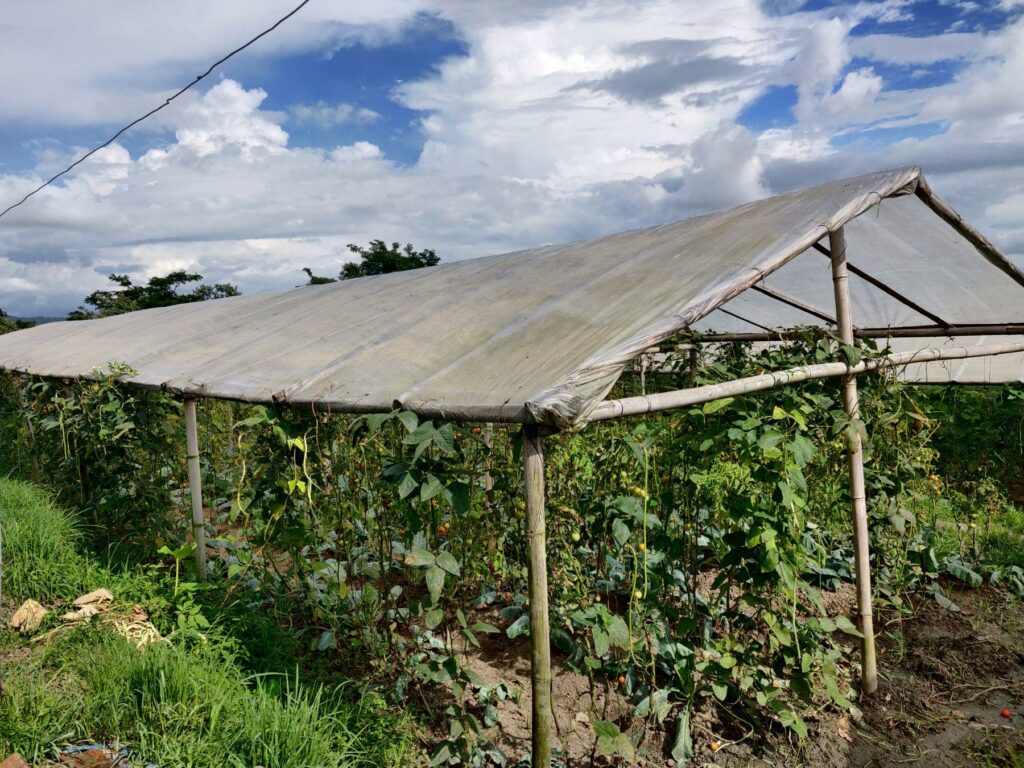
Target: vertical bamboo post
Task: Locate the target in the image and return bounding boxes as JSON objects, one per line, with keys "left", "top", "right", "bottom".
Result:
{"left": 18, "top": 386, "right": 40, "bottom": 482}
{"left": 184, "top": 398, "right": 208, "bottom": 581}
{"left": 523, "top": 425, "right": 553, "bottom": 768}
{"left": 829, "top": 227, "right": 878, "bottom": 694}
{"left": 482, "top": 423, "right": 495, "bottom": 492}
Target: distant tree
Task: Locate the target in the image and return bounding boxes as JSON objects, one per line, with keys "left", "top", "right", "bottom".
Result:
{"left": 0, "top": 308, "right": 34, "bottom": 334}
{"left": 302, "top": 267, "right": 337, "bottom": 285}
{"left": 69, "top": 271, "right": 240, "bottom": 319}
{"left": 302, "top": 240, "right": 440, "bottom": 285}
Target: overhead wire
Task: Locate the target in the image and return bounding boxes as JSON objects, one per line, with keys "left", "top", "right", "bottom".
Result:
{"left": 0, "top": 0, "right": 313, "bottom": 222}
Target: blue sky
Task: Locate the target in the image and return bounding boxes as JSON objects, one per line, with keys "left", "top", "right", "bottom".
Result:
{"left": 0, "top": 0, "right": 1022, "bottom": 315}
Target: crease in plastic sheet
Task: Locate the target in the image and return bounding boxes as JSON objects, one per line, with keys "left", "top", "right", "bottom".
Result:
{"left": 0, "top": 166, "right": 1021, "bottom": 430}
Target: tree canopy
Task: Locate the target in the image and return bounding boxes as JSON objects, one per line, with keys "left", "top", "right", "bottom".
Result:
{"left": 303, "top": 240, "right": 440, "bottom": 285}
{"left": 0, "top": 308, "right": 34, "bottom": 335}
{"left": 69, "top": 271, "right": 240, "bottom": 319}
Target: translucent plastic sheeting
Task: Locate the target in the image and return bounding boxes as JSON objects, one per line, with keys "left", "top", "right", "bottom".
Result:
{"left": 890, "top": 336, "right": 1024, "bottom": 385}
{"left": 0, "top": 166, "right": 1021, "bottom": 429}
{"left": 691, "top": 194, "right": 1024, "bottom": 336}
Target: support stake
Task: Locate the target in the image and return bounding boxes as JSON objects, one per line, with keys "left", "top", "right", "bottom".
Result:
{"left": 184, "top": 398, "right": 208, "bottom": 581}
{"left": 523, "top": 425, "right": 553, "bottom": 768}
{"left": 829, "top": 227, "right": 878, "bottom": 694}
{"left": 482, "top": 423, "right": 495, "bottom": 492}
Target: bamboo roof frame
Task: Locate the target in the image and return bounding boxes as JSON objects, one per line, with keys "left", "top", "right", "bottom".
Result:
{"left": 1, "top": 167, "right": 1023, "bottom": 767}
{"left": 0, "top": 167, "right": 1021, "bottom": 428}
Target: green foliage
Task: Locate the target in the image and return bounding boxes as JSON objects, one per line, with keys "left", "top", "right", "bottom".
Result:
{"left": 305, "top": 240, "right": 440, "bottom": 283}
{"left": 0, "top": 333, "right": 1021, "bottom": 762}
{"left": 2, "top": 364, "right": 183, "bottom": 547}
{"left": 0, "top": 476, "right": 416, "bottom": 767}
{"left": 68, "top": 270, "right": 239, "bottom": 319}
{"left": 0, "top": 627, "right": 414, "bottom": 768}
{"left": 0, "top": 308, "right": 34, "bottom": 335}
{"left": 0, "top": 480, "right": 92, "bottom": 602}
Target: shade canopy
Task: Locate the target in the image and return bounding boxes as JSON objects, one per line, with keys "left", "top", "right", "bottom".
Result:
{"left": 1, "top": 166, "right": 1021, "bottom": 428}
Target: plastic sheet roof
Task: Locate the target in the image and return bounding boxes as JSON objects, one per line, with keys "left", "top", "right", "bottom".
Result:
{"left": 0, "top": 166, "right": 1021, "bottom": 428}
{"left": 892, "top": 336, "right": 1024, "bottom": 385}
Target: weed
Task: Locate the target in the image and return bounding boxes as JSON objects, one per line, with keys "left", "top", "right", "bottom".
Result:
{"left": 0, "top": 479, "right": 93, "bottom": 602}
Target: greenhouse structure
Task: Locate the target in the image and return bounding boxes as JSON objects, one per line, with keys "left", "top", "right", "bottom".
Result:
{"left": 1, "top": 166, "right": 1022, "bottom": 766}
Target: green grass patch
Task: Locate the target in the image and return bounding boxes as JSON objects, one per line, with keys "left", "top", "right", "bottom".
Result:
{"left": 0, "top": 478, "right": 419, "bottom": 767}
{"left": 2, "top": 625, "right": 416, "bottom": 767}
{"left": 0, "top": 478, "right": 94, "bottom": 602}
{"left": 911, "top": 483, "right": 1024, "bottom": 571}
{"left": 1, "top": 626, "right": 415, "bottom": 767}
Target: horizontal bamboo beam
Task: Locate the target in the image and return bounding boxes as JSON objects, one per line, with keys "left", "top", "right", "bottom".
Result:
{"left": 692, "top": 324, "right": 1024, "bottom": 342}
{"left": 589, "top": 340, "right": 1024, "bottom": 421}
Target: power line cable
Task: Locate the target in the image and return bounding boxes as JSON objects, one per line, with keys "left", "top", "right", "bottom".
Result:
{"left": 0, "top": 0, "right": 312, "bottom": 222}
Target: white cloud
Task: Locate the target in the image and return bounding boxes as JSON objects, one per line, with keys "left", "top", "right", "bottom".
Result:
{"left": 330, "top": 141, "right": 383, "bottom": 161}
{"left": 173, "top": 80, "right": 288, "bottom": 159}
{"left": 791, "top": 18, "right": 855, "bottom": 122}
{"left": 0, "top": 0, "right": 429, "bottom": 126}
{"left": 821, "top": 67, "right": 884, "bottom": 116}
{"left": 289, "top": 101, "right": 382, "bottom": 128}
{"left": 874, "top": 0, "right": 915, "bottom": 23}
{"left": 0, "top": 1, "right": 1022, "bottom": 316}
{"left": 848, "top": 32, "right": 983, "bottom": 64}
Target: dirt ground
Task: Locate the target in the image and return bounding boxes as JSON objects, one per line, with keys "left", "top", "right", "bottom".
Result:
{"left": 459, "top": 583, "right": 1024, "bottom": 767}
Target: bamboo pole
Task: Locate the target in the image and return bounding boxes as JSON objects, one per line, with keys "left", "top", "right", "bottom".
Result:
{"left": 184, "top": 398, "right": 208, "bottom": 581}
{"left": 589, "top": 340, "right": 1024, "bottom": 421}
{"left": 18, "top": 387, "right": 40, "bottom": 482}
{"left": 811, "top": 242, "right": 949, "bottom": 327}
{"left": 523, "top": 425, "right": 553, "bottom": 768}
{"left": 829, "top": 227, "right": 878, "bottom": 694}
{"left": 482, "top": 423, "right": 494, "bottom": 492}
{"left": 751, "top": 284, "right": 836, "bottom": 324}
{"left": 687, "top": 323, "right": 1024, "bottom": 343}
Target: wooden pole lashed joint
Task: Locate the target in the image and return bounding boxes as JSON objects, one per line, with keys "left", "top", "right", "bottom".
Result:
{"left": 829, "top": 227, "right": 878, "bottom": 694}
{"left": 184, "top": 398, "right": 208, "bottom": 581}
{"left": 522, "top": 425, "right": 553, "bottom": 768}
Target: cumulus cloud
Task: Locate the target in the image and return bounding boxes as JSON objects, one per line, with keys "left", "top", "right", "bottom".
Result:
{"left": 0, "top": 0, "right": 1022, "bottom": 315}
{"left": 874, "top": 0, "right": 915, "bottom": 23}
{"left": 289, "top": 101, "right": 382, "bottom": 128}
{"left": 172, "top": 80, "right": 289, "bottom": 159}
{"left": 821, "top": 67, "right": 884, "bottom": 116}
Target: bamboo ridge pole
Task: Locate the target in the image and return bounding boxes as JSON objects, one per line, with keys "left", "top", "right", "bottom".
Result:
{"left": 589, "top": 340, "right": 1024, "bottom": 421}
{"left": 829, "top": 227, "right": 878, "bottom": 694}
{"left": 523, "top": 425, "right": 553, "bottom": 768}
{"left": 184, "top": 398, "right": 208, "bottom": 581}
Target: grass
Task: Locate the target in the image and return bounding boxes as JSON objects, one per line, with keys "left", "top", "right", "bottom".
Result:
{"left": 912, "top": 483, "right": 1024, "bottom": 571}
{"left": 0, "top": 478, "right": 94, "bottom": 602}
{"left": 0, "top": 478, "right": 419, "bottom": 767}
{"left": 2, "top": 627, "right": 414, "bottom": 767}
